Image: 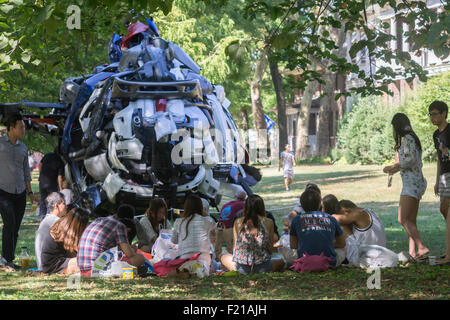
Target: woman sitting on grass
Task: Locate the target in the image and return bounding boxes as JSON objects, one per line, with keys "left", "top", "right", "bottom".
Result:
{"left": 171, "top": 194, "right": 216, "bottom": 275}
{"left": 221, "top": 195, "right": 284, "bottom": 274}
{"left": 136, "top": 198, "right": 171, "bottom": 253}
{"left": 41, "top": 207, "right": 90, "bottom": 274}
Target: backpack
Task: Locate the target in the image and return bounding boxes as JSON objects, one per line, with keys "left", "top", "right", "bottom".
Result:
{"left": 289, "top": 253, "right": 332, "bottom": 273}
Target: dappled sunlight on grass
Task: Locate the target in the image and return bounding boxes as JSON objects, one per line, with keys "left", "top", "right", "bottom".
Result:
{"left": 0, "top": 164, "right": 449, "bottom": 299}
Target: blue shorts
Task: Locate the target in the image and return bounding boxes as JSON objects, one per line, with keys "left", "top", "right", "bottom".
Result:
{"left": 235, "top": 260, "right": 272, "bottom": 274}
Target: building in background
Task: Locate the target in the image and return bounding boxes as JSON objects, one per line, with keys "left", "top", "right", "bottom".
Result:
{"left": 282, "top": 0, "right": 449, "bottom": 158}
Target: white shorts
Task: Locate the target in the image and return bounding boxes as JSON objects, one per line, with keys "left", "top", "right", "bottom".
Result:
{"left": 283, "top": 169, "right": 294, "bottom": 179}
{"left": 400, "top": 173, "right": 427, "bottom": 201}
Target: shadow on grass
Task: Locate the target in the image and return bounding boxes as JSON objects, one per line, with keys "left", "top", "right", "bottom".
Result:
{"left": 254, "top": 170, "right": 383, "bottom": 194}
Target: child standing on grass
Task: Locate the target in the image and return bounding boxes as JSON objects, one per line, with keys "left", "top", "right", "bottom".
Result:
{"left": 171, "top": 194, "right": 216, "bottom": 275}
{"left": 279, "top": 144, "right": 296, "bottom": 192}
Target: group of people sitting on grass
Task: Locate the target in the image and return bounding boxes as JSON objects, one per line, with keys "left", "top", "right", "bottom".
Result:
{"left": 32, "top": 178, "right": 429, "bottom": 278}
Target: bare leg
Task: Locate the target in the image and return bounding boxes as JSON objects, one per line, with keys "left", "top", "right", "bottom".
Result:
{"left": 440, "top": 197, "right": 450, "bottom": 220}
{"left": 444, "top": 209, "right": 450, "bottom": 262}
{"left": 220, "top": 253, "right": 236, "bottom": 271}
{"left": 398, "top": 195, "right": 429, "bottom": 257}
{"left": 287, "top": 177, "right": 294, "bottom": 188}
{"left": 284, "top": 178, "right": 289, "bottom": 190}
{"left": 438, "top": 206, "right": 450, "bottom": 263}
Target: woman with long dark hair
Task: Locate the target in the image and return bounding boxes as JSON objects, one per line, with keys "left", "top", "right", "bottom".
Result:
{"left": 136, "top": 198, "right": 170, "bottom": 252}
{"left": 383, "top": 113, "right": 429, "bottom": 260}
{"left": 171, "top": 194, "right": 216, "bottom": 275}
{"left": 41, "top": 207, "right": 90, "bottom": 274}
{"left": 220, "top": 194, "right": 283, "bottom": 273}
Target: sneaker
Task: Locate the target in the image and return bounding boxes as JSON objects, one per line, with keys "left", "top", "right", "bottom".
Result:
{"left": 5, "top": 262, "right": 21, "bottom": 270}
{"left": 286, "top": 188, "right": 290, "bottom": 192}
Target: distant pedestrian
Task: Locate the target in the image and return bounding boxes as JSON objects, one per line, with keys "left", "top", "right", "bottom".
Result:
{"left": 279, "top": 144, "right": 296, "bottom": 192}
{"left": 38, "top": 148, "right": 65, "bottom": 221}
{"left": 0, "top": 113, "right": 39, "bottom": 269}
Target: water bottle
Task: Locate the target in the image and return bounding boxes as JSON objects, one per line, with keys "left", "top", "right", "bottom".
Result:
{"left": 19, "top": 247, "right": 30, "bottom": 268}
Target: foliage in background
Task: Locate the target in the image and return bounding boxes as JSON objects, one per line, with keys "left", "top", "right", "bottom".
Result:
{"left": 337, "top": 72, "right": 450, "bottom": 165}
{"left": 401, "top": 72, "right": 450, "bottom": 162}
{"left": 337, "top": 96, "right": 396, "bottom": 165}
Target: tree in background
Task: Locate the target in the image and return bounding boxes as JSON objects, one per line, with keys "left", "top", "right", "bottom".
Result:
{"left": 337, "top": 72, "right": 450, "bottom": 165}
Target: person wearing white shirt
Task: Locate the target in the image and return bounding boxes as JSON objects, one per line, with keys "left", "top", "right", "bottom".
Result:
{"left": 171, "top": 195, "right": 216, "bottom": 275}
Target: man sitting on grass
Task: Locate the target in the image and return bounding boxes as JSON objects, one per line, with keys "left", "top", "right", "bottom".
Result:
{"left": 35, "top": 192, "right": 67, "bottom": 271}
{"left": 289, "top": 189, "right": 346, "bottom": 267}
{"left": 77, "top": 205, "right": 145, "bottom": 277}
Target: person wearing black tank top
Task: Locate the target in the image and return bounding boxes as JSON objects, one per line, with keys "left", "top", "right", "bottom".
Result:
{"left": 429, "top": 100, "right": 450, "bottom": 264}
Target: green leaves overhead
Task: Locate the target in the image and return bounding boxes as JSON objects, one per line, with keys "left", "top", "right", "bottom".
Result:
{"left": 34, "top": 4, "right": 55, "bottom": 24}
{"left": 272, "top": 32, "right": 298, "bottom": 50}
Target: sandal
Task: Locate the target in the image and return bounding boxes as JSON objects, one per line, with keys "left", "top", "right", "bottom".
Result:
{"left": 413, "top": 252, "right": 429, "bottom": 262}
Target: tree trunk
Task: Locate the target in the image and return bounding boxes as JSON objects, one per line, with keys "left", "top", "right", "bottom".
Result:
{"left": 268, "top": 54, "right": 288, "bottom": 158}
{"left": 295, "top": 78, "right": 318, "bottom": 160}
{"left": 240, "top": 108, "right": 250, "bottom": 152}
{"left": 316, "top": 25, "right": 347, "bottom": 157}
{"left": 249, "top": 50, "right": 269, "bottom": 162}
{"left": 240, "top": 108, "right": 250, "bottom": 131}
{"left": 316, "top": 71, "right": 335, "bottom": 157}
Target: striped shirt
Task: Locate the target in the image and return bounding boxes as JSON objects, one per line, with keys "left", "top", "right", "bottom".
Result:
{"left": 77, "top": 216, "right": 129, "bottom": 271}
{"left": 0, "top": 134, "right": 31, "bottom": 194}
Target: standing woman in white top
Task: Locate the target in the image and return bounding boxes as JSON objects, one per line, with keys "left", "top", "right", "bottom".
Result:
{"left": 171, "top": 194, "right": 216, "bottom": 275}
{"left": 383, "top": 113, "right": 429, "bottom": 260}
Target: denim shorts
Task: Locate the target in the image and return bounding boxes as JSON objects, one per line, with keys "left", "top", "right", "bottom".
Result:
{"left": 235, "top": 260, "right": 272, "bottom": 274}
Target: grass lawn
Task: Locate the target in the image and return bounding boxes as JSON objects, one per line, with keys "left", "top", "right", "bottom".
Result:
{"left": 0, "top": 165, "right": 449, "bottom": 300}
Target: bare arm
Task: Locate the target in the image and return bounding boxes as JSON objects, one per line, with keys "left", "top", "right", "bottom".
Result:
{"left": 265, "top": 219, "right": 277, "bottom": 252}
{"left": 119, "top": 242, "right": 145, "bottom": 267}
{"left": 334, "top": 233, "right": 346, "bottom": 249}
{"left": 57, "top": 174, "right": 63, "bottom": 191}
{"left": 332, "top": 213, "right": 357, "bottom": 226}
{"left": 26, "top": 181, "right": 39, "bottom": 204}
{"left": 290, "top": 235, "right": 298, "bottom": 249}
{"left": 232, "top": 219, "right": 240, "bottom": 252}
{"left": 436, "top": 160, "right": 441, "bottom": 195}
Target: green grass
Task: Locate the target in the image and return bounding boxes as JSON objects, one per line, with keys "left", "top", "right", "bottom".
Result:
{"left": 0, "top": 165, "right": 449, "bottom": 300}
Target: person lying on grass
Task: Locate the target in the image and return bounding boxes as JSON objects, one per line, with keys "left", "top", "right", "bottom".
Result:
{"left": 136, "top": 198, "right": 171, "bottom": 253}
{"left": 329, "top": 198, "right": 387, "bottom": 248}
{"left": 77, "top": 205, "right": 145, "bottom": 277}
{"left": 220, "top": 195, "right": 285, "bottom": 274}
{"left": 290, "top": 189, "right": 346, "bottom": 267}
{"left": 41, "top": 207, "right": 89, "bottom": 275}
